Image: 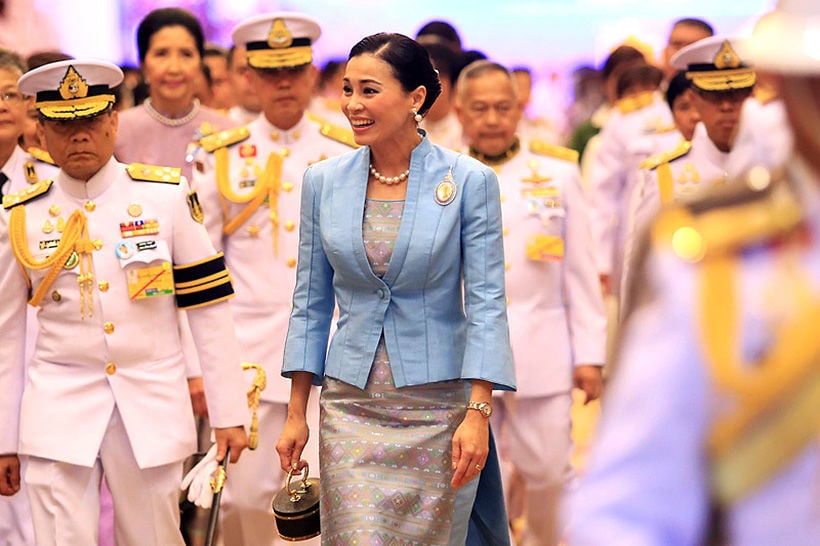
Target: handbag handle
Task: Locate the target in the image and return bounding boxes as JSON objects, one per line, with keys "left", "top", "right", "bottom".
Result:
{"left": 286, "top": 462, "right": 311, "bottom": 502}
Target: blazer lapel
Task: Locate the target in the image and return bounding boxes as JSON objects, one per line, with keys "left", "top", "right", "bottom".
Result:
{"left": 381, "top": 137, "right": 434, "bottom": 286}
{"left": 344, "top": 149, "right": 381, "bottom": 282}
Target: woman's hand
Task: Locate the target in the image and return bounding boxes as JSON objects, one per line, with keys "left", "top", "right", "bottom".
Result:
{"left": 276, "top": 414, "right": 310, "bottom": 474}
{"left": 450, "top": 410, "right": 490, "bottom": 490}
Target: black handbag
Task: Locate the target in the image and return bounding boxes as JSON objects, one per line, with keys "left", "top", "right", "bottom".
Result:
{"left": 273, "top": 463, "right": 320, "bottom": 541}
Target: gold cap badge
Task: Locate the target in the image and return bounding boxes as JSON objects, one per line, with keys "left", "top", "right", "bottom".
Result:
{"left": 268, "top": 18, "right": 293, "bottom": 48}
{"left": 59, "top": 66, "right": 89, "bottom": 100}
{"left": 714, "top": 40, "right": 740, "bottom": 70}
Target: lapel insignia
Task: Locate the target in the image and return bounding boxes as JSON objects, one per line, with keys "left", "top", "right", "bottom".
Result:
{"left": 186, "top": 191, "right": 205, "bottom": 224}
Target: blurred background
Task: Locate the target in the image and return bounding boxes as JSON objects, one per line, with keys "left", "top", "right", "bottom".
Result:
{"left": 2, "top": 0, "right": 775, "bottom": 135}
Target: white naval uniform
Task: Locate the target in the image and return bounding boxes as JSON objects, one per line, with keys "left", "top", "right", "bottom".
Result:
{"left": 621, "top": 122, "right": 733, "bottom": 308}
{"left": 570, "top": 161, "right": 820, "bottom": 546}
{"left": 421, "top": 111, "right": 464, "bottom": 151}
{"left": 192, "top": 112, "right": 355, "bottom": 546}
{"left": 0, "top": 146, "right": 58, "bottom": 546}
{"left": 0, "top": 157, "right": 248, "bottom": 546}
{"left": 485, "top": 140, "right": 607, "bottom": 546}
{"left": 587, "top": 92, "right": 678, "bottom": 290}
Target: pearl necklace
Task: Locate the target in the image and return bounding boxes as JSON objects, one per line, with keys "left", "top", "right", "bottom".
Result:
{"left": 143, "top": 97, "right": 200, "bottom": 127}
{"left": 369, "top": 164, "right": 410, "bottom": 185}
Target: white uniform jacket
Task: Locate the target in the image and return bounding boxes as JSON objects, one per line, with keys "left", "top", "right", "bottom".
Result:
{"left": 0, "top": 158, "right": 247, "bottom": 468}
{"left": 571, "top": 162, "right": 820, "bottom": 545}
{"left": 622, "top": 123, "right": 732, "bottom": 303}
{"left": 494, "top": 141, "right": 606, "bottom": 397}
{"left": 587, "top": 92, "right": 677, "bottom": 278}
{"left": 192, "top": 113, "right": 356, "bottom": 402}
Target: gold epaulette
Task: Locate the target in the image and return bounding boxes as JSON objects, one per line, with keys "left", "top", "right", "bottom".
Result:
{"left": 651, "top": 170, "right": 802, "bottom": 263}
{"left": 198, "top": 126, "right": 251, "bottom": 153}
{"left": 308, "top": 112, "right": 359, "bottom": 148}
{"left": 616, "top": 90, "right": 655, "bottom": 114}
{"left": 27, "top": 146, "right": 56, "bottom": 165}
{"left": 640, "top": 140, "right": 691, "bottom": 171}
{"left": 3, "top": 178, "right": 53, "bottom": 209}
{"left": 754, "top": 86, "right": 779, "bottom": 106}
{"left": 127, "top": 163, "right": 181, "bottom": 184}
{"left": 528, "top": 141, "right": 578, "bottom": 163}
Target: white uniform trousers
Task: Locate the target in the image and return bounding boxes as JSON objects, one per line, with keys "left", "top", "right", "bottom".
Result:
{"left": 493, "top": 393, "right": 574, "bottom": 546}
{"left": 220, "top": 395, "right": 321, "bottom": 546}
{"left": 0, "top": 457, "right": 35, "bottom": 546}
{"left": 24, "top": 405, "right": 185, "bottom": 546}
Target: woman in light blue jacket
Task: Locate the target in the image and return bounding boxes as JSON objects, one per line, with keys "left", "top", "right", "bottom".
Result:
{"left": 276, "top": 33, "right": 515, "bottom": 544}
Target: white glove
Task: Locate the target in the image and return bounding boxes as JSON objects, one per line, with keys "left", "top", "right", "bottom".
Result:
{"left": 180, "top": 444, "right": 218, "bottom": 509}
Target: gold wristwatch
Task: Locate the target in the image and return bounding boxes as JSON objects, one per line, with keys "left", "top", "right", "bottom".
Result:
{"left": 467, "top": 400, "right": 493, "bottom": 418}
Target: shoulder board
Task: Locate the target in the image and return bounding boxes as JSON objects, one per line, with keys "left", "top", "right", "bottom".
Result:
{"left": 198, "top": 126, "right": 251, "bottom": 153}
{"left": 616, "top": 91, "right": 655, "bottom": 114}
{"left": 127, "top": 163, "right": 182, "bottom": 184}
{"left": 651, "top": 169, "right": 802, "bottom": 262}
{"left": 307, "top": 112, "right": 359, "bottom": 149}
{"left": 3, "top": 178, "right": 53, "bottom": 209}
{"left": 641, "top": 140, "right": 691, "bottom": 171}
{"left": 27, "top": 146, "right": 56, "bottom": 165}
{"left": 528, "top": 141, "right": 578, "bottom": 163}
{"left": 754, "top": 87, "right": 778, "bottom": 106}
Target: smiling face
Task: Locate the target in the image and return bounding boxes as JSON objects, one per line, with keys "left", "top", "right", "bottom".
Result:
{"left": 455, "top": 68, "right": 521, "bottom": 157}
{"left": 341, "top": 53, "right": 424, "bottom": 149}
{"left": 41, "top": 110, "right": 118, "bottom": 181}
{"left": 141, "top": 25, "right": 201, "bottom": 110}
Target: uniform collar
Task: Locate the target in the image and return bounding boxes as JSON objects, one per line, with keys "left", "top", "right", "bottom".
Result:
{"left": 693, "top": 122, "right": 730, "bottom": 169}
{"left": 57, "top": 156, "right": 119, "bottom": 200}
{"left": 259, "top": 112, "right": 310, "bottom": 145}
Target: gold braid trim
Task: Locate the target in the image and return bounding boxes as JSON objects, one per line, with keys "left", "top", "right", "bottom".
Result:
{"left": 242, "top": 362, "right": 267, "bottom": 450}
{"left": 657, "top": 161, "right": 674, "bottom": 205}
{"left": 10, "top": 207, "right": 95, "bottom": 317}
{"left": 219, "top": 151, "right": 284, "bottom": 257}
{"left": 700, "top": 249, "right": 820, "bottom": 504}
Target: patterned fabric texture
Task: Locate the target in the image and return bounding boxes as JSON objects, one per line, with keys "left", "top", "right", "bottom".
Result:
{"left": 318, "top": 198, "right": 467, "bottom": 544}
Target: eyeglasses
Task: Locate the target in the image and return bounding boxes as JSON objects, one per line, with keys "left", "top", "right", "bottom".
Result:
{"left": 0, "top": 91, "right": 23, "bottom": 103}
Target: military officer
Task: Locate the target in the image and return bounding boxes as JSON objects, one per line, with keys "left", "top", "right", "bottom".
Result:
{"left": 190, "top": 12, "right": 356, "bottom": 546}
{"left": 586, "top": 55, "right": 678, "bottom": 299}
{"left": 0, "top": 59, "right": 249, "bottom": 546}
{"left": 622, "top": 36, "right": 756, "bottom": 306}
{"left": 455, "top": 60, "right": 607, "bottom": 546}
{"left": 569, "top": 0, "right": 820, "bottom": 543}
{"left": 0, "top": 44, "right": 59, "bottom": 546}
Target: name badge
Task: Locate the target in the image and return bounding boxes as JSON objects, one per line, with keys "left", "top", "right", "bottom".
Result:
{"left": 525, "top": 235, "right": 564, "bottom": 262}
{"left": 127, "top": 262, "right": 175, "bottom": 300}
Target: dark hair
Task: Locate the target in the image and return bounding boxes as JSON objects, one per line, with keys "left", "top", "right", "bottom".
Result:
{"left": 349, "top": 33, "right": 442, "bottom": 115}
{"left": 26, "top": 50, "right": 71, "bottom": 72}
{"left": 601, "top": 45, "right": 645, "bottom": 80}
{"left": 421, "top": 42, "right": 458, "bottom": 83}
{"left": 665, "top": 70, "right": 692, "bottom": 110}
{"left": 415, "top": 20, "right": 462, "bottom": 51}
{"left": 672, "top": 18, "right": 715, "bottom": 37}
{"left": 136, "top": 8, "right": 204, "bottom": 62}
{"left": 616, "top": 64, "right": 663, "bottom": 98}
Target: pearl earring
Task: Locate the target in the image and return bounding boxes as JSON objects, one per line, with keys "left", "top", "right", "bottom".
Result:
{"left": 412, "top": 109, "right": 423, "bottom": 123}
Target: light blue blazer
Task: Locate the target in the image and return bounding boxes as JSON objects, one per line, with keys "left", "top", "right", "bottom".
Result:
{"left": 282, "top": 135, "right": 515, "bottom": 391}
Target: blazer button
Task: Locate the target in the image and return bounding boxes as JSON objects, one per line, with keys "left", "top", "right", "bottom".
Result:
{"left": 105, "top": 362, "right": 117, "bottom": 375}
{"left": 377, "top": 288, "right": 386, "bottom": 299}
